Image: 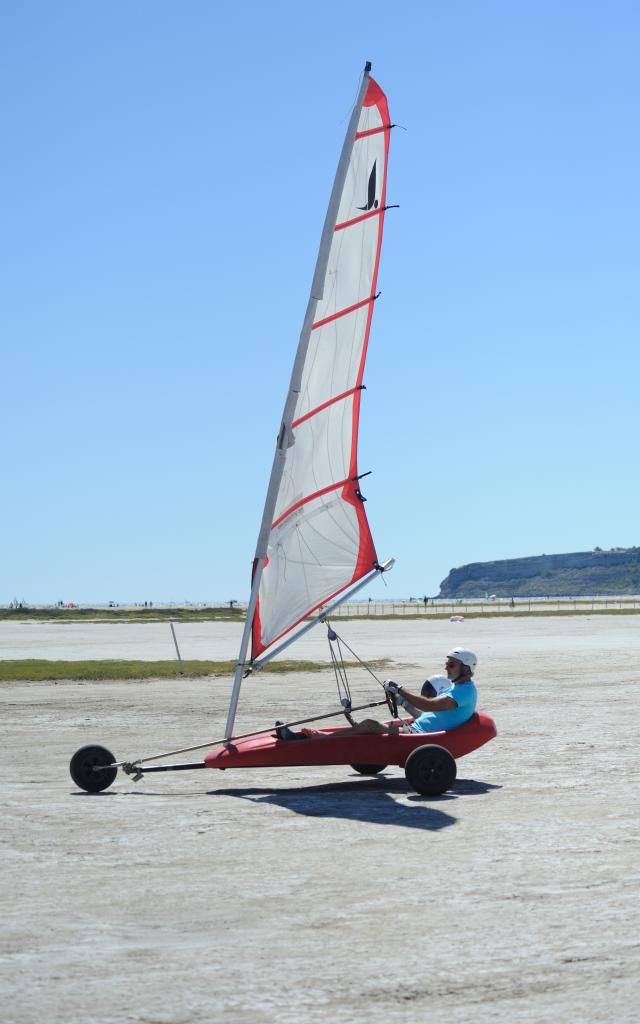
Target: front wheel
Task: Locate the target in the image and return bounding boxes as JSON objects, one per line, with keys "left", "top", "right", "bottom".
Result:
{"left": 404, "top": 744, "right": 456, "bottom": 795}
{"left": 350, "top": 763, "right": 388, "bottom": 775}
{"left": 70, "top": 745, "right": 118, "bottom": 793}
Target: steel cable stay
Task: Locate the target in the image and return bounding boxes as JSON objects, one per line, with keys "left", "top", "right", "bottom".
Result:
{"left": 326, "top": 623, "right": 355, "bottom": 724}
{"left": 323, "top": 617, "right": 398, "bottom": 719}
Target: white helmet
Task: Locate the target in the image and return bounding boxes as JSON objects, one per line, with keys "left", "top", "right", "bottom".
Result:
{"left": 447, "top": 647, "right": 478, "bottom": 672}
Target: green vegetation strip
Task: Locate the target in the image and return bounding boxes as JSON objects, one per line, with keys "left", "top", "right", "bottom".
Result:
{"left": 0, "top": 607, "right": 244, "bottom": 623}
{"left": 0, "top": 659, "right": 389, "bottom": 682}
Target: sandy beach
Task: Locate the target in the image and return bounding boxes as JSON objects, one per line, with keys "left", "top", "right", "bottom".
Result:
{"left": 2, "top": 614, "right": 638, "bottom": 1023}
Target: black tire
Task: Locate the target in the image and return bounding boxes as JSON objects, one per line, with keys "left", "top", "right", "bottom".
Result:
{"left": 70, "top": 745, "right": 118, "bottom": 793}
{"left": 350, "top": 763, "right": 388, "bottom": 775}
{"left": 404, "top": 744, "right": 456, "bottom": 796}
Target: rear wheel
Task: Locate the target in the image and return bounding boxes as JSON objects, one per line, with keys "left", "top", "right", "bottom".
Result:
{"left": 350, "top": 763, "right": 387, "bottom": 775}
{"left": 404, "top": 744, "right": 456, "bottom": 796}
{"left": 70, "top": 745, "right": 117, "bottom": 793}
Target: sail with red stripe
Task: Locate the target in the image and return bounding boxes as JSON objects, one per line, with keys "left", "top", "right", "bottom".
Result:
{"left": 250, "top": 70, "right": 391, "bottom": 659}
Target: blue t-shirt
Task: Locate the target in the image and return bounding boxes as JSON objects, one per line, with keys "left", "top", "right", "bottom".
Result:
{"left": 411, "top": 680, "right": 477, "bottom": 733}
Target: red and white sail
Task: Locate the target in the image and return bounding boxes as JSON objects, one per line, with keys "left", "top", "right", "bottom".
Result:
{"left": 249, "top": 72, "right": 391, "bottom": 659}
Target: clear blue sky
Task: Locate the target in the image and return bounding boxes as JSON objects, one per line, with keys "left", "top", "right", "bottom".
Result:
{"left": 2, "top": 1, "right": 638, "bottom": 604}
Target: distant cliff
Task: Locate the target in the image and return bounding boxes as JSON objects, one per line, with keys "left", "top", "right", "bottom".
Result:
{"left": 438, "top": 547, "right": 640, "bottom": 598}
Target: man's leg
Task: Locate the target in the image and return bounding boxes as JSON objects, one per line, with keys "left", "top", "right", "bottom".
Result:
{"left": 350, "top": 718, "right": 390, "bottom": 735}
{"left": 302, "top": 718, "right": 400, "bottom": 738}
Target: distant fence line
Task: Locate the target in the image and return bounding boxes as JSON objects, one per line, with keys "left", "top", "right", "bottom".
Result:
{"left": 328, "top": 597, "right": 640, "bottom": 617}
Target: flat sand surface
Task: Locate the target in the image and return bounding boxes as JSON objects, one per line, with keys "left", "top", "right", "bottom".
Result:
{"left": 2, "top": 616, "right": 638, "bottom": 1023}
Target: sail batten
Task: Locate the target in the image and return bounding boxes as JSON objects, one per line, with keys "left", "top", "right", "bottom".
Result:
{"left": 335, "top": 208, "right": 384, "bottom": 231}
{"left": 312, "top": 294, "right": 376, "bottom": 330}
{"left": 291, "top": 385, "right": 363, "bottom": 429}
{"left": 271, "top": 477, "right": 353, "bottom": 531}
{"left": 355, "top": 125, "right": 391, "bottom": 140}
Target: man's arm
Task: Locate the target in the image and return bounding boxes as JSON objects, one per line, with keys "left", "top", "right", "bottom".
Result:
{"left": 398, "top": 686, "right": 457, "bottom": 713}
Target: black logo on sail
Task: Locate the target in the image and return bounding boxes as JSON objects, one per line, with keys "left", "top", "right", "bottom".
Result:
{"left": 357, "top": 161, "right": 378, "bottom": 211}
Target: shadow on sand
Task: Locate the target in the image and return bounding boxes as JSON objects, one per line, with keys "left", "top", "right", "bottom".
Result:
{"left": 206, "top": 776, "right": 501, "bottom": 832}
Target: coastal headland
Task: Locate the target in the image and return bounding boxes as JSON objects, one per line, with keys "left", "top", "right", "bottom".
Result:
{"left": 439, "top": 546, "right": 640, "bottom": 597}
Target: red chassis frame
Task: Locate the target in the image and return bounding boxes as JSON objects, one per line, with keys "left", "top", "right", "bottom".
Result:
{"left": 204, "top": 712, "right": 497, "bottom": 772}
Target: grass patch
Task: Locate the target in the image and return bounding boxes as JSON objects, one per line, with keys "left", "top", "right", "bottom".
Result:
{"left": 0, "top": 606, "right": 244, "bottom": 623}
{"left": 0, "top": 658, "right": 389, "bottom": 682}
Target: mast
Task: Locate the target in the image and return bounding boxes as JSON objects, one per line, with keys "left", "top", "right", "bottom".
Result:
{"left": 224, "top": 63, "right": 374, "bottom": 740}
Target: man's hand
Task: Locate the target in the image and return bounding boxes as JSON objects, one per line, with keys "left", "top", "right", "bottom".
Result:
{"left": 383, "top": 680, "right": 401, "bottom": 696}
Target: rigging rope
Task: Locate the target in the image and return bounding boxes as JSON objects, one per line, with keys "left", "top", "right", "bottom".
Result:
{"left": 323, "top": 618, "right": 385, "bottom": 687}
{"left": 326, "top": 624, "right": 355, "bottom": 724}
{"left": 323, "top": 618, "right": 398, "bottom": 719}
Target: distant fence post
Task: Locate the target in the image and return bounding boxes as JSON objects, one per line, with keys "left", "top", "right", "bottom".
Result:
{"left": 170, "top": 623, "right": 184, "bottom": 674}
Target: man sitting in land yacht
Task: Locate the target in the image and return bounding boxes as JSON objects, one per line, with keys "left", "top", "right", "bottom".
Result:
{"left": 275, "top": 648, "right": 478, "bottom": 739}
